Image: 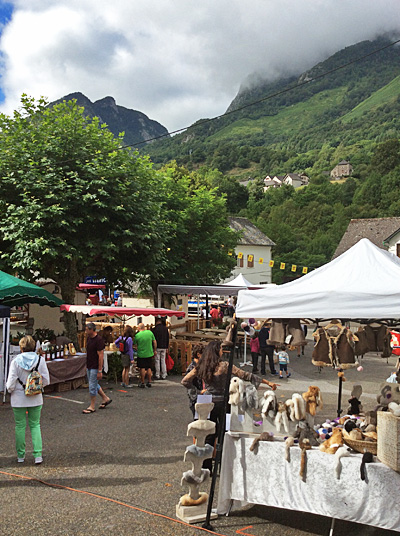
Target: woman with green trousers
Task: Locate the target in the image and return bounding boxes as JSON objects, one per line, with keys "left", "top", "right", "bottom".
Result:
{"left": 6, "top": 335, "right": 50, "bottom": 464}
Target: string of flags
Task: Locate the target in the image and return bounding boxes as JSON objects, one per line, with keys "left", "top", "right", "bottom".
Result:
{"left": 233, "top": 252, "right": 309, "bottom": 274}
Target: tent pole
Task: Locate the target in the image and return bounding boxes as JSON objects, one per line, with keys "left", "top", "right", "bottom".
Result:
{"left": 337, "top": 368, "right": 343, "bottom": 418}
{"left": 2, "top": 317, "right": 10, "bottom": 403}
{"left": 203, "top": 323, "right": 237, "bottom": 531}
{"left": 205, "top": 295, "right": 209, "bottom": 328}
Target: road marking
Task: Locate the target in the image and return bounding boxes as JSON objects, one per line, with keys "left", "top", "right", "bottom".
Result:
{"left": 44, "top": 395, "right": 84, "bottom": 404}
{"left": 236, "top": 526, "right": 256, "bottom": 536}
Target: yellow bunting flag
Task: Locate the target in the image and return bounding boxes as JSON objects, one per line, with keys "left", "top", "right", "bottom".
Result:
{"left": 259, "top": 257, "right": 264, "bottom": 264}
{"left": 302, "top": 267, "right": 308, "bottom": 274}
{"left": 237, "top": 252, "right": 243, "bottom": 259}
{"left": 228, "top": 251, "right": 233, "bottom": 256}
{"left": 280, "top": 262, "right": 285, "bottom": 270}
{"left": 291, "top": 265, "right": 297, "bottom": 272}
{"left": 269, "top": 260, "right": 274, "bottom": 267}
{"left": 248, "top": 254, "right": 254, "bottom": 262}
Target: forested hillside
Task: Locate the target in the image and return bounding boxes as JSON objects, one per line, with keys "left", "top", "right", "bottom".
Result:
{"left": 145, "top": 37, "right": 400, "bottom": 180}
{"left": 143, "top": 37, "right": 400, "bottom": 282}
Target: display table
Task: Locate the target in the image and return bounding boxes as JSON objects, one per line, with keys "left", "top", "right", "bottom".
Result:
{"left": 46, "top": 354, "right": 86, "bottom": 386}
{"left": 217, "top": 432, "right": 400, "bottom": 533}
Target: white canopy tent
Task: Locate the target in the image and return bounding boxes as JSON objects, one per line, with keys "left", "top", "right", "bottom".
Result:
{"left": 236, "top": 238, "right": 400, "bottom": 320}
{"left": 222, "top": 273, "right": 254, "bottom": 287}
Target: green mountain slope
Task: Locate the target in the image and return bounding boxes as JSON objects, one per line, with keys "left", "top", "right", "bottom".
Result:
{"left": 145, "top": 37, "right": 400, "bottom": 176}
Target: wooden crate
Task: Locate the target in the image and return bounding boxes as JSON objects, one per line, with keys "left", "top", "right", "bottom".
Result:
{"left": 71, "top": 377, "right": 86, "bottom": 390}
{"left": 377, "top": 411, "right": 400, "bottom": 472}
{"left": 54, "top": 381, "right": 72, "bottom": 393}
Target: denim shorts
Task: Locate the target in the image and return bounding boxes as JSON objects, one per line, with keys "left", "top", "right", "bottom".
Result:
{"left": 87, "top": 368, "right": 101, "bottom": 396}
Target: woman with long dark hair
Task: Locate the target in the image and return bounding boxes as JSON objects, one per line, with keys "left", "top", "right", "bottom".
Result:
{"left": 182, "top": 340, "right": 278, "bottom": 470}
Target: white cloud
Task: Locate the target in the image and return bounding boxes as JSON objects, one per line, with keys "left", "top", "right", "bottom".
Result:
{"left": 1, "top": 0, "right": 400, "bottom": 132}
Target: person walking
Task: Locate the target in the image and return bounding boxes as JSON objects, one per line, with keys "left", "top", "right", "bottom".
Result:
{"left": 114, "top": 326, "right": 134, "bottom": 387}
{"left": 152, "top": 317, "right": 169, "bottom": 380}
{"left": 250, "top": 332, "right": 260, "bottom": 373}
{"left": 258, "top": 321, "right": 277, "bottom": 376}
{"left": 134, "top": 323, "right": 157, "bottom": 388}
{"left": 275, "top": 345, "right": 291, "bottom": 379}
{"left": 6, "top": 335, "right": 50, "bottom": 464}
{"left": 83, "top": 322, "right": 112, "bottom": 414}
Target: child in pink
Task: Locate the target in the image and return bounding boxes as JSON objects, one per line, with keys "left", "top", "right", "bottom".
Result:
{"left": 250, "top": 334, "right": 260, "bottom": 373}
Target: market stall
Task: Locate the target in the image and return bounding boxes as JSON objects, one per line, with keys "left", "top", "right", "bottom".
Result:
{"left": 0, "top": 270, "right": 63, "bottom": 401}
{"left": 201, "top": 239, "right": 400, "bottom": 533}
{"left": 217, "top": 434, "right": 400, "bottom": 532}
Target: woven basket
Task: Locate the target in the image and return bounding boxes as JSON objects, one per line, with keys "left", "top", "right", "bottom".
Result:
{"left": 342, "top": 431, "right": 377, "bottom": 455}
{"left": 377, "top": 411, "right": 400, "bottom": 472}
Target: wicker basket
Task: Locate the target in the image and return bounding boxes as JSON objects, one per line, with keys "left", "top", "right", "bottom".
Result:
{"left": 54, "top": 381, "right": 72, "bottom": 393}
{"left": 342, "top": 431, "right": 377, "bottom": 455}
{"left": 377, "top": 411, "right": 400, "bottom": 472}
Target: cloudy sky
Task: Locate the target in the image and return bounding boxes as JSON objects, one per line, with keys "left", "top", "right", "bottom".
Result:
{"left": 0, "top": 0, "right": 399, "bottom": 132}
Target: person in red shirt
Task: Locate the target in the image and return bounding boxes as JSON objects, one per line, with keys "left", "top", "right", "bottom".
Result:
{"left": 210, "top": 305, "right": 219, "bottom": 327}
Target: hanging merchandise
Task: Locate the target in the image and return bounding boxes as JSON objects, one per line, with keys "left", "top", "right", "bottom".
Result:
{"left": 267, "top": 319, "right": 307, "bottom": 347}
{"left": 364, "top": 325, "right": 392, "bottom": 358}
{"left": 354, "top": 328, "right": 369, "bottom": 357}
{"left": 312, "top": 321, "right": 359, "bottom": 369}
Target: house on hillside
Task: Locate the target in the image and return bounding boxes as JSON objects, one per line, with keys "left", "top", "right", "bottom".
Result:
{"left": 264, "top": 173, "right": 309, "bottom": 191}
{"left": 263, "top": 175, "right": 284, "bottom": 191}
{"left": 330, "top": 160, "right": 353, "bottom": 179}
{"left": 283, "top": 173, "right": 309, "bottom": 188}
{"left": 227, "top": 217, "right": 275, "bottom": 284}
{"left": 332, "top": 217, "right": 400, "bottom": 259}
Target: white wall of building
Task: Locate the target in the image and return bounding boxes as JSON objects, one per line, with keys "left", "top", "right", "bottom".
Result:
{"left": 228, "top": 244, "right": 273, "bottom": 284}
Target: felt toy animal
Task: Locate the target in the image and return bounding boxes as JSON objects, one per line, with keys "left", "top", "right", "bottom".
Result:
{"left": 261, "top": 390, "right": 277, "bottom": 418}
{"left": 285, "top": 399, "right": 295, "bottom": 422}
{"left": 299, "top": 438, "right": 312, "bottom": 481}
{"left": 228, "top": 377, "right": 244, "bottom": 406}
{"left": 335, "top": 446, "right": 351, "bottom": 479}
{"left": 360, "top": 452, "right": 374, "bottom": 481}
{"left": 274, "top": 401, "right": 290, "bottom": 433}
{"left": 360, "top": 411, "right": 377, "bottom": 433}
{"left": 249, "top": 432, "right": 274, "bottom": 452}
{"left": 388, "top": 401, "right": 400, "bottom": 417}
{"left": 302, "top": 386, "right": 323, "bottom": 416}
{"left": 293, "top": 421, "right": 320, "bottom": 447}
{"left": 244, "top": 384, "right": 259, "bottom": 410}
{"left": 292, "top": 393, "right": 306, "bottom": 421}
{"left": 347, "top": 384, "right": 363, "bottom": 415}
{"left": 285, "top": 436, "right": 295, "bottom": 462}
{"left": 319, "top": 428, "right": 344, "bottom": 454}
{"left": 349, "top": 428, "right": 363, "bottom": 441}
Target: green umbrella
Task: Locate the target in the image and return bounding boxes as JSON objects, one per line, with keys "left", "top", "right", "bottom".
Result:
{"left": 0, "top": 271, "right": 63, "bottom": 307}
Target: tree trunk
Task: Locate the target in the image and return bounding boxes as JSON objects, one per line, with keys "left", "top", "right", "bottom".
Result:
{"left": 58, "top": 267, "right": 79, "bottom": 346}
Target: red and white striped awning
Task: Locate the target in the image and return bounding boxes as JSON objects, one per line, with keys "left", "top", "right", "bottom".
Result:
{"left": 60, "top": 305, "right": 185, "bottom": 318}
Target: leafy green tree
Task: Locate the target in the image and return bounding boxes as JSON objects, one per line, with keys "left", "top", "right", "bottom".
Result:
{"left": 156, "top": 162, "right": 238, "bottom": 287}
{"left": 0, "top": 96, "right": 164, "bottom": 339}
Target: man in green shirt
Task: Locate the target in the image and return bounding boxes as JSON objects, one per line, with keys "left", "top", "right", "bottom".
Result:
{"left": 134, "top": 323, "right": 157, "bottom": 388}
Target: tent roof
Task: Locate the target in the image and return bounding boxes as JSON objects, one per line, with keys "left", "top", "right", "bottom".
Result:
{"left": 0, "top": 271, "right": 63, "bottom": 308}
{"left": 222, "top": 273, "right": 254, "bottom": 287}
{"left": 60, "top": 305, "right": 185, "bottom": 318}
{"left": 158, "top": 284, "right": 249, "bottom": 296}
{"left": 236, "top": 238, "right": 400, "bottom": 320}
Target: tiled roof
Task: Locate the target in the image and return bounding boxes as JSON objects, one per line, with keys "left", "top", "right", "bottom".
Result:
{"left": 229, "top": 217, "right": 275, "bottom": 247}
{"left": 332, "top": 217, "right": 400, "bottom": 259}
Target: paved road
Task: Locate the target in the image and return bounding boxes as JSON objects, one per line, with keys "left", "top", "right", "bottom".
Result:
{"left": 0, "top": 343, "right": 398, "bottom": 536}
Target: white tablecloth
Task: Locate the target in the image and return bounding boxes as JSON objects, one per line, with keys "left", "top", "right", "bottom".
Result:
{"left": 217, "top": 433, "right": 400, "bottom": 532}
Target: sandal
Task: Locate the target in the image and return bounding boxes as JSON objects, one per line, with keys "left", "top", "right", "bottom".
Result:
{"left": 99, "top": 399, "right": 112, "bottom": 409}
{"left": 82, "top": 408, "right": 96, "bottom": 414}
